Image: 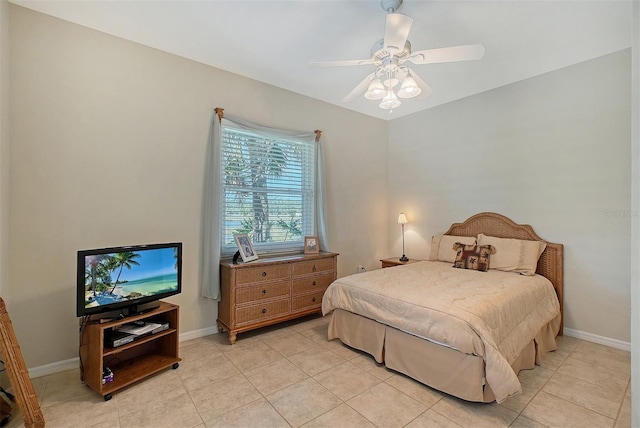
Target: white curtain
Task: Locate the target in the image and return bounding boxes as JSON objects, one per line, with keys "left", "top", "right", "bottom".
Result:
{"left": 315, "top": 135, "right": 330, "bottom": 252}
{"left": 200, "top": 112, "right": 222, "bottom": 300}
{"left": 200, "top": 111, "right": 329, "bottom": 300}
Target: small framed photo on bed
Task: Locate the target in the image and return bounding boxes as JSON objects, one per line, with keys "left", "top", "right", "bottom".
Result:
{"left": 234, "top": 233, "right": 258, "bottom": 262}
{"left": 304, "top": 236, "right": 319, "bottom": 254}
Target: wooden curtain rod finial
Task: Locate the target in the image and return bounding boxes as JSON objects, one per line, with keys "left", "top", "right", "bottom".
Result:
{"left": 314, "top": 130, "right": 322, "bottom": 142}
{"left": 214, "top": 108, "right": 224, "bottom": 123}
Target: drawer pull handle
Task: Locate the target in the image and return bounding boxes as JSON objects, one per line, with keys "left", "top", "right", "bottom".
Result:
{"left": 262, "top": 272, "right": 267, "bottom": 277}
{"left": 312, "top": 297, "right": 317, "bottom": 302}
{"left": 312, "top": 281, "right": 316, "bottom": 286}
{"left": 262, "top": 289, "right": 267, "bottom": 294}
{"left": 262, "top": 308, "right": 267, "bottom": 314}
{"left": 312, "top": 265, "right": 317, "bottom": 272}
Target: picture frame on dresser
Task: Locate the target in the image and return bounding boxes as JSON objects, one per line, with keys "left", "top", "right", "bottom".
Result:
{"left": 234, "top": 233, "right": 258, "bottom": 262}
{"left": 304, "top": 236, "right": 319, "bottom": 254}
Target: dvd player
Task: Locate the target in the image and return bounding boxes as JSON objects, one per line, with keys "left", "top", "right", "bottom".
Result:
{"left": 106, "top": 330, "right": 135, "bottom": 348}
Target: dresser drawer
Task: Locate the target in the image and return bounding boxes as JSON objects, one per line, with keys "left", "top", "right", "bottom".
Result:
{"left": 291, "top": 272, "right": 334, "bottom": 295}
{"left": 236, "top": 264, "right": 290, "bottom": 285}
{"left": 291, "top": 291, "right": 325, "bottom": 312}
{"left": 291, "top": 258, "right": 335, "bottom": 277}
{"left": 235, "top": 299, "right": 290, "bottom": 325}
{"left": 236, "top": 280, "right": 290, "bottom": 304}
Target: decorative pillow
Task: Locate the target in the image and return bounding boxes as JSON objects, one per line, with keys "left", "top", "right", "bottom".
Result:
{"left": 429, "top": 234, "right": 476, "bottom": 263}
{"left": 452, "top": 243, "right": 496, "bottom": 272}
{"left": 476, "top": 233, "right": 546, "bottom": 276}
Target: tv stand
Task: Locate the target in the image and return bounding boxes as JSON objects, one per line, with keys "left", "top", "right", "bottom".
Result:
{"left": 79, "top": 301, "right": 180, "bottom": 401}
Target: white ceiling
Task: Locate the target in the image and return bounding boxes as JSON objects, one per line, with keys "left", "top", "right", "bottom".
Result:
{"left": 11, "top": 0, "right": 632, "bottom": 121}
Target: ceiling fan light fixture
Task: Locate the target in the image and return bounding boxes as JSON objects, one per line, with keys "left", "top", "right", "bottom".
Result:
{"left": 311, "top": 0, "right": 485, "bottom": 113}
{"left": 364, "top": 79, "right": 386, "bottom": 100}
{"left": 379, "top": 90, "right": 401, "bottom": 110}
{"left": 397, "top": 76, "right": 422, "bottom": 98}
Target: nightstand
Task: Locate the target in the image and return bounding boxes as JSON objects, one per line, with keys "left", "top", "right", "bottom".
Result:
{"left": 380, "top": 257, "right": 424, "bottom": 268}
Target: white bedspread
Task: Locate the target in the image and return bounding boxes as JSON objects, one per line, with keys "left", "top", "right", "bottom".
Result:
{"left": 321, "top": 261, "right": 560, "bottom": 403}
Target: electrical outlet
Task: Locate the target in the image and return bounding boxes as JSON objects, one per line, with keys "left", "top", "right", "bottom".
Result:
{"left": 357, "top": 265, "right": 366, "bottom": 273}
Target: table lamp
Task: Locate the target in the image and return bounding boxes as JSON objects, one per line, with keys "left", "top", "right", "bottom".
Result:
{"left": 398, "top": 212, "right": 408, "bottom": 262}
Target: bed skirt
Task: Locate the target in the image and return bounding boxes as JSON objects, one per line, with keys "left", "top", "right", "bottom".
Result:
{"left": 327, "top": 309, "right": 561, "bottom": 403}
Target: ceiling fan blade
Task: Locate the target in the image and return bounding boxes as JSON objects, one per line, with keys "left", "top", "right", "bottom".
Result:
{"left": 342, "top": 72, "right": 376, "bottom": 103}
{"left": 408, "top": 69, "right": 434, "bottom": 100}
{"left": 309, "top": 58, "right": 377, "bottom": 68}
{"left": 406, "top": 44, "right": 485, "bottom": 65}
{"left": 384, "top": 13, "right": 413, "bottom": 53}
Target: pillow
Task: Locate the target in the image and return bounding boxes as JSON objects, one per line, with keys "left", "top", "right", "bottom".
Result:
{"left": 476, "top": 234, "right": 522, "bottom": 272}
{"left": 517, "top": 240, "right": 547, "bottom": 275}
{"left": 476, "top": 233, "right": 546, "bottom": 276}
{"left": 452, "top": 243, "right": 496, "bottom": 272}
{"left": 429, "top": 234, "right": 477, "bottom": 263}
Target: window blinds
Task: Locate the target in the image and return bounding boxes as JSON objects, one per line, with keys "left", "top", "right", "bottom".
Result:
{"left": 220, "top": 125, "right": 315, "bottom": 254}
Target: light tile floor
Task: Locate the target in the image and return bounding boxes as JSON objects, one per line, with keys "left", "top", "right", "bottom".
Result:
{"left": 5, "top": 315, "right": 632, "bottom": 427}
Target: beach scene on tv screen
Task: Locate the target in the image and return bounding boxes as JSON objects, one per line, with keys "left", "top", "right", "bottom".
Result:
{"left": 84, "top": 247, "right": 179, "bottom": 309}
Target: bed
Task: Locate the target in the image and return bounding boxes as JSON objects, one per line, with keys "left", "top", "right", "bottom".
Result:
{"left": 322, "top": 212, "right": 563, "bottom": 404}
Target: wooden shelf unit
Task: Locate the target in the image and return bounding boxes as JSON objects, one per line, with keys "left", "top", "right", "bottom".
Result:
{"left": 218, "top": 252, "right": 338, "bottom": 344}
{"left": 79, "top": 301, "right": 181, "bottom": 400}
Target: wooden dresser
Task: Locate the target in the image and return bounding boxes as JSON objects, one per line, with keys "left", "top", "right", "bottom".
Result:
{"left": 217, "top": 252, "right": 338, "bottom": 344}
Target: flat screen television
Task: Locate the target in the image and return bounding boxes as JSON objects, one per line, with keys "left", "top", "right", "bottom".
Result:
{"left": 77, "top": 242, "right": 182, "bottom": 318}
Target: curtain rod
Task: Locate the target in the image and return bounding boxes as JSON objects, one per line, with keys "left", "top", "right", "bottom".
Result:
{"left": 215, "top": 107, "right": 224, "bottom": 123}
{"left": 214, "top": 107, "right": 321, "bottom": 141}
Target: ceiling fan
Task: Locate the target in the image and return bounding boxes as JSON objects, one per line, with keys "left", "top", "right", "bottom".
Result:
{"left": 309, "top": 0, "right": 485, "bottom": 111}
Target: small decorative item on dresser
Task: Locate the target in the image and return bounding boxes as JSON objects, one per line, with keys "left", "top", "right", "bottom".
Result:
{"left": 234, "top": 233, "right": 258, "bottom": 262}
{"left": 304, "top": 236, "right": 319, "bottom": 254}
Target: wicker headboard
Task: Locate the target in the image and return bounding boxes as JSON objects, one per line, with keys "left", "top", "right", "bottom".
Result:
{"left": 444, "top": 212, "right": 564, "bottom": 335}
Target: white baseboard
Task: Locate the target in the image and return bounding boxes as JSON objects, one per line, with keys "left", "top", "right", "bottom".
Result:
{"left": 27, "top": 327, "right": 221, "bottom": 379}
{"left": 179, "top": 326, "right": 220, "bottom": 342}
{"left": 564, "top": 327, "right": 631, "bottom": 352}
{"left": 29, "top": 357, "right": 79, "bottom": 379}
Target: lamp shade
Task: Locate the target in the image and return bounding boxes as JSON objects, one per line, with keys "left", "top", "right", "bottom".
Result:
{"left": 379, "top": 91, "right": 401, "bottom": 110}
{"left": 383, "top": 77, "right": 400, "bottom": 88}
{"left": 397, "top": 212, "right": 408, "bottom": 224}
{"left": 397, "top": 76, "right": 422, "bottom": 99}
{"left": 364, "top": 79, "right": 385, "bottom": 100}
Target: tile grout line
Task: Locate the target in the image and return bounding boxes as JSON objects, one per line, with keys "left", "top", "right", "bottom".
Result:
{"left": 612, "top": 377, "right": 631, "bottom": 428}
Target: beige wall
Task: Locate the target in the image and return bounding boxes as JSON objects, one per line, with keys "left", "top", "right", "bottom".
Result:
{"left": 0, "top": 0, "right": 9, "bottom": 298}
{"left": 9, "top": 5, "right": 388, "bottom": 367}
{"left": 388, "top": 49, "right": 632, "bottom": 343}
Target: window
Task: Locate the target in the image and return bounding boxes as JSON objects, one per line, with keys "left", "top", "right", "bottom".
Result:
{"left": 220, "top": 122, "right": 316, "bottom": 255}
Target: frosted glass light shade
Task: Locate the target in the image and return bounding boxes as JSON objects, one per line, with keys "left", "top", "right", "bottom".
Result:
{"left": 397, "top": 212, "right": 408, "bottom": 224}
{"left": 379, "top": 91, "right": 401, "bottom": 110}
{"left": 397, "top": 77, "right": 422, "bottom": 98}
{"left": 364, "top": 80, "right": 385, "bottom": 100}
{"left": 383, "top": 77, "right": 400, "bottom": 88}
